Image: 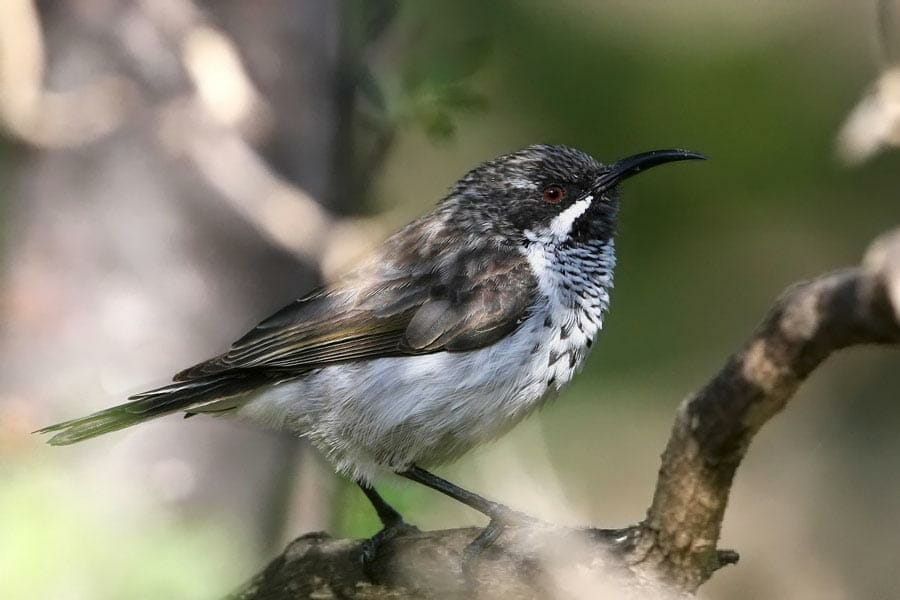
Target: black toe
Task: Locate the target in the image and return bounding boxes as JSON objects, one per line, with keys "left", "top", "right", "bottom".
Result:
{"left": 360, "top": 520, "right": 420, "bottom": 578}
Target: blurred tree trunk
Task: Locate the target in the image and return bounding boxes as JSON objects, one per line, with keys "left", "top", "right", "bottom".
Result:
{"left": 0, "top": 0, "right": 357, "bottom": 555}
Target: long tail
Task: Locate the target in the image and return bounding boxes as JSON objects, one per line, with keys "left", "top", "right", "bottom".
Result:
{"left": 36, "top": 374, "right": 259, "bottom": 446}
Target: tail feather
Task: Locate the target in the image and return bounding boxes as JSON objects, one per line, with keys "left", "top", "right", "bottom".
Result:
{"left": 36, "top": 375, "right": 255, "bottom": 446}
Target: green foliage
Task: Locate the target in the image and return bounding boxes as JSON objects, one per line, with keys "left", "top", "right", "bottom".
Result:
{"left": 401, "top": 30, "right": 491, "bottom": 141}
{"left": 354, "top": 2, "right": 493, "bottom": 142}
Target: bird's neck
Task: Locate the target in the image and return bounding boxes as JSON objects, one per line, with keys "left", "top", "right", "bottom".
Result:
{"left": 521, "top": 235, "right": 616, "bottom": 352}
{"left": 519, "top": 237, "right": 615, "bottom": 394}
{"left": 523, "top": 234, "right": 615, "bottom": 301}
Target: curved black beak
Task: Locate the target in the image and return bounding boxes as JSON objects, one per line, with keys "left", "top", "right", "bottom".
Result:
{"left": 594, "top": 149, "right": 706, "bottom": 193}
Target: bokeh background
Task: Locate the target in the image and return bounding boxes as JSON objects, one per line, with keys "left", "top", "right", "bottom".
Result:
{"left": 2, "top": 1, "right": 899, "bottom": 598}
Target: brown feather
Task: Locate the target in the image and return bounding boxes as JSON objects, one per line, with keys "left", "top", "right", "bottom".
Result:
{"left": 174, "top": 220, "right": 538, "bottom": 382}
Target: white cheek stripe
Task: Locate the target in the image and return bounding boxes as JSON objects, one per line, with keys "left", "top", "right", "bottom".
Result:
{"left": 549, "top": 195, "right": 593, "bottom": 240}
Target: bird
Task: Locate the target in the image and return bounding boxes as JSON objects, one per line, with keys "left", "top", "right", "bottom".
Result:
{"left": 37, "top": 144, "right": 704, "bottom": 553}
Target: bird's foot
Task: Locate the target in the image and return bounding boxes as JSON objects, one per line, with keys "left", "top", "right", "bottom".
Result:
{"left": 462, "top": 506, "right": 536, "bottom": 576}
{"left": 360, "top": 519, "right": 420, "bottom": 579}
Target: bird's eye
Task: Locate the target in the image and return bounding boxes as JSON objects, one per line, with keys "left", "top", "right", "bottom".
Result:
{"left": 542, "top": 185, "right": 564, "bottom": 204}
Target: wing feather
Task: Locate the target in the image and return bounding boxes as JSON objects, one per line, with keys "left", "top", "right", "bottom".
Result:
{"left": 175, "top": 243, "right": 537, "bottom": 381}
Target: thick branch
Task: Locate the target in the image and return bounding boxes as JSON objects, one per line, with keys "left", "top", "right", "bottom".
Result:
{"left": 229, "top": 527, "right": 662, "bottom": 600}
{"left": 635, "top": 229, "right": 900, "bottom": 590}
{"left": 230, "top": 229, "right": 900, "bottom": 599}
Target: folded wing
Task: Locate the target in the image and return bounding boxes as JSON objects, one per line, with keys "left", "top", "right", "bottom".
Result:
{"left": 174, "top": 248, "right": 538, "bottom": 381}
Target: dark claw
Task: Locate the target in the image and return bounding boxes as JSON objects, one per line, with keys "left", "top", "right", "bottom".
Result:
{"left": 462, "top": 508, "right": 535, "bottom": 577}
{"left": 360, "top": 520, "right": 420, "bottom": 579}
{"left": 462, "top": 518, "right": 505, "bottom": 571}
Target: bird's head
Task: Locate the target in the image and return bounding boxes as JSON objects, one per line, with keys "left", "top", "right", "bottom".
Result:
{"left": 448, "top": 144, "right": 705, "bottom": 246}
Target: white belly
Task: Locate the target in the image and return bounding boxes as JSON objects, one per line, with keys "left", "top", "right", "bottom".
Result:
{"left": 237, "top": 302, "right": 599, "bottom": 483}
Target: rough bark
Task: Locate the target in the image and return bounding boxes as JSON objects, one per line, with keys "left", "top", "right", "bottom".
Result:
{"left": 229, "top": 229, "right": 900, "bottom": 599}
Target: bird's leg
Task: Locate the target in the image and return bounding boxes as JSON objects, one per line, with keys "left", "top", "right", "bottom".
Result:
{"left": 400, "top": 465, "right": 529, "bottom": 522}
{"left": 399, "top": 466, "right": 534, "bottom": 568}
{"left": 359, "top": 481, "right": 405, "bottom": 528}
{"left": 357, "top": 482, "right": 418, "bottom": 573}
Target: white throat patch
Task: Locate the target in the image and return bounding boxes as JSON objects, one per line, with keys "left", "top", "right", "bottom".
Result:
{"left": 548, "top": 195, "right": 593, "bottom": 241}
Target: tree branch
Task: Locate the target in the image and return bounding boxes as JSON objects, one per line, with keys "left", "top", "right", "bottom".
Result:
{"left": 633, "top": 229, "right": 900, "bottom": 590}
{"left": 229, "top": 229, "right": 900, "bottom": 599}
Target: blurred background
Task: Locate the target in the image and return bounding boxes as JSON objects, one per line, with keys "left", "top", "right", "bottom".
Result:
{"left": 1, "top": 1, "right": 899, "bottom": 598}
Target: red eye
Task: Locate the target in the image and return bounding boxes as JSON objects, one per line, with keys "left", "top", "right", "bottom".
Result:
{"left": 543, "top": 185, "right": 564, "bottom": 204}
